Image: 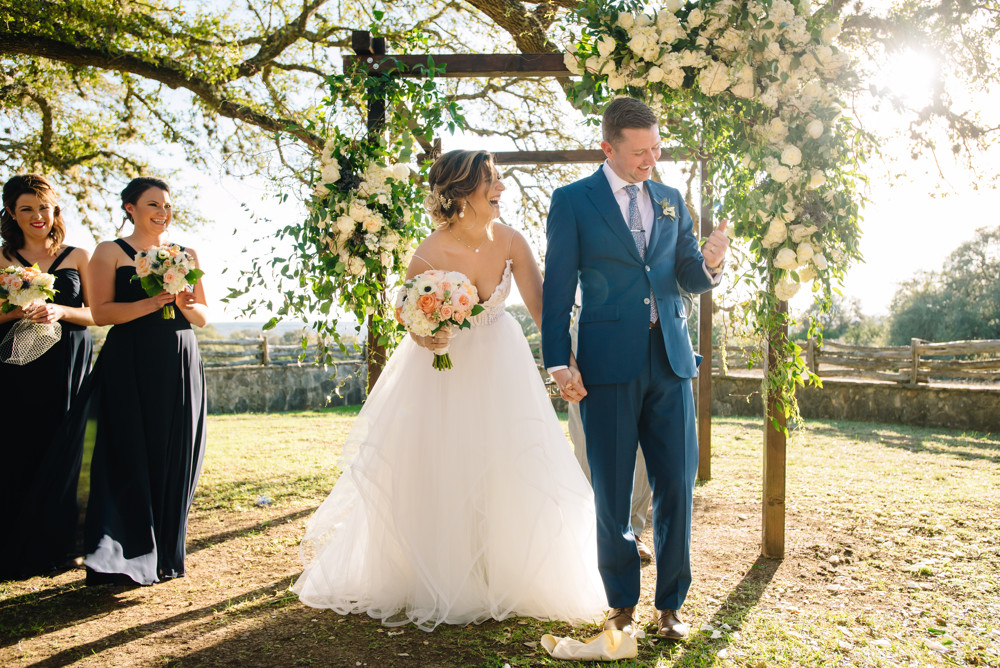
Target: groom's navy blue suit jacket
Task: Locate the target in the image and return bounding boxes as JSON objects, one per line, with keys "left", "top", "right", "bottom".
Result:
{"left": 542, "top": 167, "right": 714, "bottom": 385}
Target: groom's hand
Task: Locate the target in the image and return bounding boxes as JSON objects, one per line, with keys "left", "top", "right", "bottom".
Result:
{"left": 702, "top": 219, "right": 730, "bottom": 271}
{"left": 552, "top": 367, "right": 587, "bottom": 403}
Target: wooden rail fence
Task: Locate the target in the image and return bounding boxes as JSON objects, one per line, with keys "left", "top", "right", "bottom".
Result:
{"left": 198, "top": 338, "right": 356, "bottom": 367}
{"left": 714, "top": 337, "right": 1000, "bottom": 384}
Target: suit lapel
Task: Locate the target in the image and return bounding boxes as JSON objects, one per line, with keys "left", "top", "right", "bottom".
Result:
{"left": 584, "top": 168, "right": 643, "bottom": 262}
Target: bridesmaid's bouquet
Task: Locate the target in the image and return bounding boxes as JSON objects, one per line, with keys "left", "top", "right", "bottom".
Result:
{"left": 0, "top": 264, "right": 57, "bottom": 313}
{"left": 0, "top": 265, "right": 61, "bottom": 365}
{"left": 133, "top": 244, "right": 204, "bottom": 319}
{"left": 395, "top": 270, "right": 484, "bottom": 370}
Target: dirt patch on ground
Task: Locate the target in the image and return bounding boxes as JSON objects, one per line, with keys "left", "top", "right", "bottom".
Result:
{"left": 1, "top": 413, "right": 998, "bottom": 667}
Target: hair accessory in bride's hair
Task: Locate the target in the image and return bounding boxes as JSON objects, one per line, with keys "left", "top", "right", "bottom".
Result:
{"left": 423, "top": 187, "right": 453, "bottom": 214}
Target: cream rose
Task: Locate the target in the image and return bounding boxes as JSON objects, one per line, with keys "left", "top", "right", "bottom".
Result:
{"left": 808, "top": 170, "right": 826, "bottom": 190}
{"left": 806, "top": 119, "right": 824, "bottom": 138}
{"left": 780, "top": 144, "right": 802, "bottom": 167}
{"left": 773, "top": 247, "right": 799, "bottom": 270}
{"left": 796, "top": 242, "right": 814, "bottom": 265}
{"left": 774, "top": 276, "right": 800, "bottom": 301}
{"left": 687, "top": 8, "right": 704, "bottom": 27}
{"left": 812, "top": 253, "right": 829, "bottom": 270}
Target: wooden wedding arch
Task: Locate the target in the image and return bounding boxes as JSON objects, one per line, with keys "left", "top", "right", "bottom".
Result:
{"left": 345, "top": 30, "right": 788, "bottom": 559}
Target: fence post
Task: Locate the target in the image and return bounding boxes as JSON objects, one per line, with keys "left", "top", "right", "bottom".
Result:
{"left": 261, "top": 336, "right": 270, "bottom": 366}
{"left": 910, "top": 338, "right": 921, "bottom": 384}
{"left": 806, "top": 337, "right": 818, "bottom": 375}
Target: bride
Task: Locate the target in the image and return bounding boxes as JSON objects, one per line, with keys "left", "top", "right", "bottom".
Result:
{"left": 293, "top": 149, "right": 607, "bottom": 631}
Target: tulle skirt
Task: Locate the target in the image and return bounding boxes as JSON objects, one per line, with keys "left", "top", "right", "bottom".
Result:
{"left": 293, "top": 311, "right": 606, "bottom": 630}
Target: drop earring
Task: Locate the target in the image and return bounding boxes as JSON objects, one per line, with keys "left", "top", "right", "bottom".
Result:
{"left": 459, "top": 201, "right": 466, "bottom": 218}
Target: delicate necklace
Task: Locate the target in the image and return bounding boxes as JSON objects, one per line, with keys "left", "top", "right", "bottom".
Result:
{"left": 452, "top": 228, "right": 489, "bottom": 253}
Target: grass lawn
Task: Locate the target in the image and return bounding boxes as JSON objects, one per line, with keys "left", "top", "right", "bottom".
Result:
{"left": 1, "top": 410, "right": 998, "bottom": 667}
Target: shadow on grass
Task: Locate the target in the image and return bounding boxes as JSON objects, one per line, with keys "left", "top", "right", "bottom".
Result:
{"left": 670, "top": 555, "right": 781, "bottom": 666}
{"left": 28, "top": 575, "right": 297, "bottom": 668}
{"left": 806, "top": 420, "right": 1000, "bottom": 463}
{"left": 188, "top": 507, "right": 316, "bottom": 555}
{"left": 0, "top": 578, "right": 141, "bottom": 649}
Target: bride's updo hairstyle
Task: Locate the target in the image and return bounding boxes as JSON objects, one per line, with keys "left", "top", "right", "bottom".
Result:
{"left": 1, "top": 174, "right": 66, "bottom": 261}
{"left": 424, "top": 150, "right": 496, "bottom": 234}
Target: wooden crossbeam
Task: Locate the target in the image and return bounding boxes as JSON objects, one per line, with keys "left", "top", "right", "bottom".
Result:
{"left": 343, "top": 53, "right": 571, "bottom": 78}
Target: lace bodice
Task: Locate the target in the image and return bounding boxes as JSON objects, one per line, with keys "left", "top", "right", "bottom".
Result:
{"left": 468, "top": 259, "right": 512, "bottom": 328}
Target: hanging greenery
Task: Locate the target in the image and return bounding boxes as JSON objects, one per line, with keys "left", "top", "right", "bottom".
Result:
{"left": 562, "top": 0, "right": 870, "bottom": 419}
{"left": 226, "top": 23, "right": 465, "bottom": 368}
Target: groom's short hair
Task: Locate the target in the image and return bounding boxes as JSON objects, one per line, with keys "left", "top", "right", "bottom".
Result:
{"left": 602, "top": 97, "right": 657, "bottom": 145}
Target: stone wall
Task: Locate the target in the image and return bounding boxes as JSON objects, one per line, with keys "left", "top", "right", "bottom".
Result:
{"left": 206, "top": 364, "right": 998, "bottom": 433}
{"left": 205, "top": 362, "right": 365, "bottom": 414}
{"left": 712, "top": 374, "right": 1000, "bottom": 433}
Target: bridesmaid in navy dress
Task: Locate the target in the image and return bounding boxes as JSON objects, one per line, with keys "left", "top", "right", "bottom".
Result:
{"left": 0, "top": 174, "right": 94, "bottom": 579}
{"left": 83, "top": 177, "right": 208, "bottom": 586}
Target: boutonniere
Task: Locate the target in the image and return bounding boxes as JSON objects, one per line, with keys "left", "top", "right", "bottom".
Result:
{"left": 658, "top": 198, "right": 677, "bottom": 222}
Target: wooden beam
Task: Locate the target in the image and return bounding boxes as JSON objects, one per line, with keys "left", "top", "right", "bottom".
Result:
{"left": 491, "top": 149, "right": 697, "bottom": 165}
{"left": 343, "top": 53, "right": 571, "bottom": 78}
{"left": 697, "top": 158, "right": 714, "bottom": 482}
{"left": 762, "top": 301, "right": 788, "bottom": 559}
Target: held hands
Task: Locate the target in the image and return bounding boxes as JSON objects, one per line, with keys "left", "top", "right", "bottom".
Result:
{"left": 22, "top": 302, "right": 64, "bottom": 325}
{"left": 410, "top": 325, "right": 455, "bottom": 353}
{"left": 552, "top": 366, "right": 587, "bottom": 404}
{"left": 702, "top": 219, "right": 730, "bottom": 272}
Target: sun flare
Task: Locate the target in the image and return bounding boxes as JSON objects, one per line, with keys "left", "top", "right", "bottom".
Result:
{"left": 878, "top": 49, "right": 939, "bottom": 108}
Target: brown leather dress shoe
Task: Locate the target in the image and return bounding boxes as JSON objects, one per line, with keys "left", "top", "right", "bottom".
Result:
{"left": 656, "top": 609, "right": 689, "bottom": 639}
{"left": 604, "top": 606, "right": 635, "bottom": 632}
{"left": 635, "top": 536, "right": 653, "bottom": 563}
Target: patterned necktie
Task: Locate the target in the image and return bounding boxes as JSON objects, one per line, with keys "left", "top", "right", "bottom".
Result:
{"left": 624, "top": 184, "right": 658, "bottom": 324}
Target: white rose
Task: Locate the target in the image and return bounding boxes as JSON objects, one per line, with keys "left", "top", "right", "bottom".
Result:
{"left": 773, "top": 247, "right": 799, "bottom": 270}
{"left": 788, "top": 224, "right": 818, "bottom": 243}
{"left": 821, "top": 19, "right": 842, "bottom": 45}
{"left": 808, "top": 170, "right": 826, "bottom": 189}
{"left": 564, "top": 52, "right": 583, "bottom": 75}
{"left": 698, "top": 61, "right": 730, "bottom": 96}
{"left": 597, "top": 35, "right": 617, "bottom": 58}
{"left": 802, "top": 81, "right": 823, "bottom": 100}
{"left": 687, "top": 8, "right": 704, "bottom": 27}
{"left": 774, "top": 276, "right": 801, "bottom": 301}
{"left": 336, "top": 215, "right": 355, "bottom": 236}
{"left": 391, "top": 163, "right": 410, "bottom": 181}
{"left": 762, "top": 219, "right": 788, "bottom": 248}
{"left": 598, "top": 58, "right": 617, "bottom": 76}
{"left": 349, "top": 200, "right": 368, "bottom": 222}
{"left": 348, "top": 257, "right": 366, "bottom": 276}
{"left": 617, "top": 12, "right": 635, "bottom": 29}
{"left": 812, "top": 253, "right": 829, "bottom": 270}
{"left": 771, "top": 164, "right": 792, "bottom": 183}
{"left": 647, "top": 65, "right": 665, "bottom": 83}
{"left": 607, "top": 72, "right": 627, "bottom": 90}
{"left": 796, "top": 242, "right": 814, "bottom": 265}
{"left": 320, "top": 160, "right": 341, "bottom": 185}
{"left": 665, "top": 0, "right": 682, "bottom": 11}
{"left": 363, "top": 215, "right": 382, "bottom": 233}
{"left": 760, "top": 85, "right": 779, "bottom": 110}
{"left": 800, "top": 52, "right": 819, "bottom": 71}
{"left": 664, "top": 67, "right": 686, "bottom": 88}
{"left": 806, "top": 119, "right": 824, "bottom": 138}
{"left": 797, "top": 265, "right": 817, "bottom": 283}
{"left": 780, "top": 144, "right": 802, "bottom": 167}
{"left": 764, "top": 41, "right": 782, "bottom": 61}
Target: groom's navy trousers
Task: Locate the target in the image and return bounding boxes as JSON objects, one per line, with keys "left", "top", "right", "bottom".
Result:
{"left": 579, "top": 327, "right": 698, "bottom": 610}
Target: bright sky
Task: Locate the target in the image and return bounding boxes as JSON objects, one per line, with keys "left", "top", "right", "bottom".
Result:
{"left": 56, "top": 48, "right": 998, "bottom": 325}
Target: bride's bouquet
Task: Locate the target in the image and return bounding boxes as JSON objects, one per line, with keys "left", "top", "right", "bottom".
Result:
{"left": 0, "top": 264, "right": 61, "bottom": 365}
{"left": 395, "top": 270, "right": 484, "bottom": 370}
{"left": 133, "top": 244, "right": 204, "bottom": 319}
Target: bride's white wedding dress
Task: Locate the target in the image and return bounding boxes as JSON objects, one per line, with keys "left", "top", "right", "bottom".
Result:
{"left": 293, "top": 259, "right": 607, "bottom": 631}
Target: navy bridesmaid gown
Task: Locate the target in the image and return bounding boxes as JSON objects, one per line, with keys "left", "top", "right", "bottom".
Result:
{"left": 83, "top": 238, "right": 207, "bottom": 585}
{"left": 0, "top": 246, "right": 93, "bottom": 579}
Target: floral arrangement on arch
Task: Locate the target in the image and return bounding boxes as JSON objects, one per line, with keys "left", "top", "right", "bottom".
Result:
{"left": 303, "top": 129, "right": 429, "bottom": 347}
{"left": 563, "top": 0, "right": 869, "bottom": 403}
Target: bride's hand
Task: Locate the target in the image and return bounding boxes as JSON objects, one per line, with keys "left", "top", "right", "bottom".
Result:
{"left": 410, "top": 326, "right": 454, "bottom": 352}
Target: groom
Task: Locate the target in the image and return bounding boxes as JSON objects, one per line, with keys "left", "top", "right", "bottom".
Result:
{"left": 541, "top": 97, "right": 729, "bottom": 639}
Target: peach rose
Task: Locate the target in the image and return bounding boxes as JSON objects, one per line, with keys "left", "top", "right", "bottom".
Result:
{"left": 417, "top": 293, "right": 438, "bottom": 315}
{"left": 394, "top": 306, "right": 404, "bottom": 325}
{"left": 453, "top": 311, "right": 465, "bottom": 325}
{"left": 455, "top": 293, "right": 471, "bottom": 308}
{"left": 21, "top": 267, "right": 40, "bottom": 281}
{"left": 135, "top": 255, "right": 153, "bottom": 277}
{"left": 440, "top": 304, "right": 453, "bottom": 319}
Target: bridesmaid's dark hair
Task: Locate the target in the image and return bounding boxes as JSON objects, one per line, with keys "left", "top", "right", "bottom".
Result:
{"left": 120, "top": 177, "right": 170, "bottom": 230}
{"left": 1, "top": 174, "right": 67, "bottom": 261}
